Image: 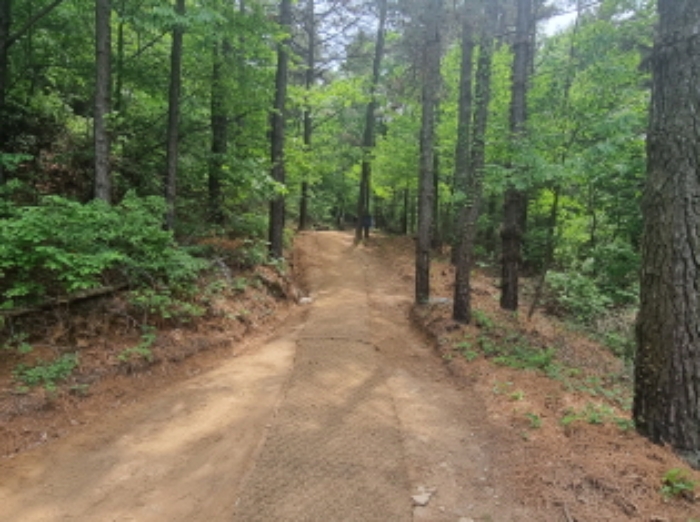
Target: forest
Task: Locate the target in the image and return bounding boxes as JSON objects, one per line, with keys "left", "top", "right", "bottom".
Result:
{"left": 1, "top": 0, "right": 699, "bottom": 470}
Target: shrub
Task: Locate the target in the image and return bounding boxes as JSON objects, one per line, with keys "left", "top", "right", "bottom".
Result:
{"left": 0, "top": 193, "right": 207, "bottom": 308}
{"left": 546, "top": 270, "right": 612, "bottom": 324}
{"left": 13, "top": 353, "right": 78, "bottom": 392}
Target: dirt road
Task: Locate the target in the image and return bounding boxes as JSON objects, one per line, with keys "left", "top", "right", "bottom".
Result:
{"left": 0, "top": 232, "right": 538, "bottom": 521}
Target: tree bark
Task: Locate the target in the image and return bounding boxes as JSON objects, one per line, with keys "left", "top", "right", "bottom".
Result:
{"left": 164, "top": 0, "right": 184, "bottom": 230}
{"left": 500, "top": 0, "right": 532, "bottom": 311}
{"left": 415, "top": 0, "right": 442, "bottom": 304}
{"left": 114, "top": 0, "right": 125, "bottom": 115}
{"left": 0, "top": 0, "right": 11, "bottom": 185}
{"left": 634, "top": 0, "right": 700, "bottom": 468}
{"left": 268, "top": 0, "right": 292, "bottom": 259}
{"left": 354, "top": 0, "right": 388, "bottom": 243}
{"left": 0, "top": 0, "right": 10, "bottom": 112}
{"left": 209, "top": 39, "right": 228, "bottom": 225}
{"left": 94, "top": 0, "right": 112, "bottom": 203}
{"left": 450, "top": 13, "right": 474, "bottom": 266}
{"left": 453, "top": 1, "right": 497, "bottom": 323}
{"left": 298, "top": 0, "right": 315, "bottom": 232}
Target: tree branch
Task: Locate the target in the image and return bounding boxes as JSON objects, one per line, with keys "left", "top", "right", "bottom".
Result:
{"left": 4, "top": 0, "right": 66, "bottom": 51}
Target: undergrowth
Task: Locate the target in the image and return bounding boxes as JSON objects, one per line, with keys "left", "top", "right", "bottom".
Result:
{"left": 450, "top": 307, "right": 634, "bottom": 419}
{"left": 13, "top": 353, "right": 78, "bottom": 392}
{"left": 0, "top": 193, "right": 208, "bottom": 309}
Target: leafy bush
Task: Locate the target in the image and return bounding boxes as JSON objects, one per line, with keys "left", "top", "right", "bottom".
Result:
{"left": 127, "top": 287, "right": 205, "bottom": 325}
{"left": 13, "top": 353, "right": 78, "bottom": 391}
{"left": 661, "top": 468, "right": 697, "bottom": 500}
{"left": 546, "top": 270, "right": 613, "bottom": 324}
{"left": 0, "top": 193, "right": 208, "bottom": 308}
{"left": 590, "top": 241, "right": 639, "bottom": 305}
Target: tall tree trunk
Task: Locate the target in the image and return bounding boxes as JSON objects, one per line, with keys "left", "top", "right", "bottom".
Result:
{"left": 114, "top": 0, "right": 127, "bottom": 116}
{"left": 527, "top": 187, "right": 559, "bottom": 319}
{"left": 634, "top": 0, "right": 700, "bottom": 468}
{"left": 499, "top": 0, "right": 532, "bottom": 310}
{"left": 415, "top": 0, "right": 442, "bottom": 304}
{"left": 451, "top": 10, "right": 476, "bottom": 320}
{"left": 0, "top": 0, "right": 10, "bottom": 115}
{"left": 268, "top": 0, "right": 292, "bottom": 259}
{"left": 402, "top": 187, "right": 409, "bottom": 235}
{"left": 94, "top": 0, "right": 112, "bottom": 203}
{"left": 298, "top": 0, "right": 314, "bottom": 231}
{"left": 209, "top": 40, "right": 228, "bottom": 225}
{"left": 164, "top": 0, "right": 184, "bottom": 230}
{"left": 453, "top": 1, "right": 497, "bottom": 323}
{"left": 450, "top": 12, "right": 475, "bottom": 265}
{"left": 431, "top": 110, "right": 441, "bottom": 249}
{"left": 354, "top": 0, "right": 388, "bottom": 243}
{"left": 0, "top": 0, "right": 11, "bottom": 185}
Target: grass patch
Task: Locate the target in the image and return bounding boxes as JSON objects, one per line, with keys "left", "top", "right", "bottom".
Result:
{"left": 13, "top": 353, "right": 78, "bottom": 392}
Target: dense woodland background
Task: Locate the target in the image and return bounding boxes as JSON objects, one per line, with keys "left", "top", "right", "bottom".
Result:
{"left": 1, "top": 0, "right": 698, "bottom": 465}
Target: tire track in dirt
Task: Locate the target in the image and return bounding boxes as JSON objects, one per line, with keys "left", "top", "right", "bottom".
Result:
{"left": 0, "top": 334, "right": 298, "bottom": 522}
{"left": 233, "top": 232, "right": 412, "bottom": 521}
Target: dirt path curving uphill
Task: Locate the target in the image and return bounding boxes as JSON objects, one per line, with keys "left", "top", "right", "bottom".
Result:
{"left": 0, "top": 232, "right": 541, "bottom": 521}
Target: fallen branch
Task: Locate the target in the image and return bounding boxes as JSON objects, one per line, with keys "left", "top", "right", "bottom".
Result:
{"left": 0, "top": 284, "right": 128, "bottom": 319}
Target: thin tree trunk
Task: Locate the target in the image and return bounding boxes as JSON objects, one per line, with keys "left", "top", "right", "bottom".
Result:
{"left": 0, "top": 0, "right": 11, "bottom": 185}
{"left": 527, "top": 187, "right": 559, "bottom": 319}
{"left": 94, "top": 0, "right": 112, "bottom": 203}
{"left": 354, "top": 0, "right": 388, "bottom": 243}
{"left": 450, "top": 12, "right": 475, "bottom": 265}
{"left": 402, "top": 187, "right": 409, "bottom": 235}
{"left": 114, "top": 0, "right": 125, "bottom": 115}
{"left": 268, "top": 0, "right": 292, "bottom": 259}
{"left": 431, "top": 115, "right": 441, "bottom": 249}
{"left": 415, "top": 0, "right": 442, "bottom": 304}
{"left": 500, "top": 0, "right": 532, "bottom": 310}
{"left": 164, "top": 0, "right": 184, "bottom": 230}
{"left": 453, "top": 0, "right": 497, "bottom": 323}
{"left": 634, "top": 0, "right": 700, "bottom": 468}
{"left": 0, "top": 0, "right": 10, "bottom": 112}
{"left": 299, "top": 0, "right": 314, "bottom": 231}
{"left": 209, "top": 40, "right": 228, "bottom": 225}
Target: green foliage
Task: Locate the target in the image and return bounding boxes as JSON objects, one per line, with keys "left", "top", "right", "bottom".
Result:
{"left": 524, "top": 412, "right": 542, "bottom": 429}
{"left": 453, "top": 340, "right": 479, "bottom": 361}
{"left": 546, "top": 270, "right": 613, "bottom": 324}
{"left": 472, "top": 309, "right": 494, "bottom": 330}
{"left": 119, "top": 327, "right": 157, "bottom": 364}
{"left": 0, "top": 193, "right": 207, "bottom": 308}
{"left": 560, "top": 402, "right": 633, "bottom": 431}
{"left": 473, "top": 330, "right": 557, "bottom": 372}
{"left": 127, "top": 287, "right": 205, "bottom": 325}
{"left": 0, "top": 153, "right": 32, "bottom": 172}
{"left": 1, "top": 332, "right": 33, "bottom": 355}
{"left": 13, "top": 353, "right": 78, "bottom": 392}
{"left": 660, "top": 468, "right": 697, "bottom": 501}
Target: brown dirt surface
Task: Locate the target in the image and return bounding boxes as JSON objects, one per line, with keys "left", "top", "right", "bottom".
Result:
{"left": 0, "top": 230, "right": 699, "bottom": 521}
